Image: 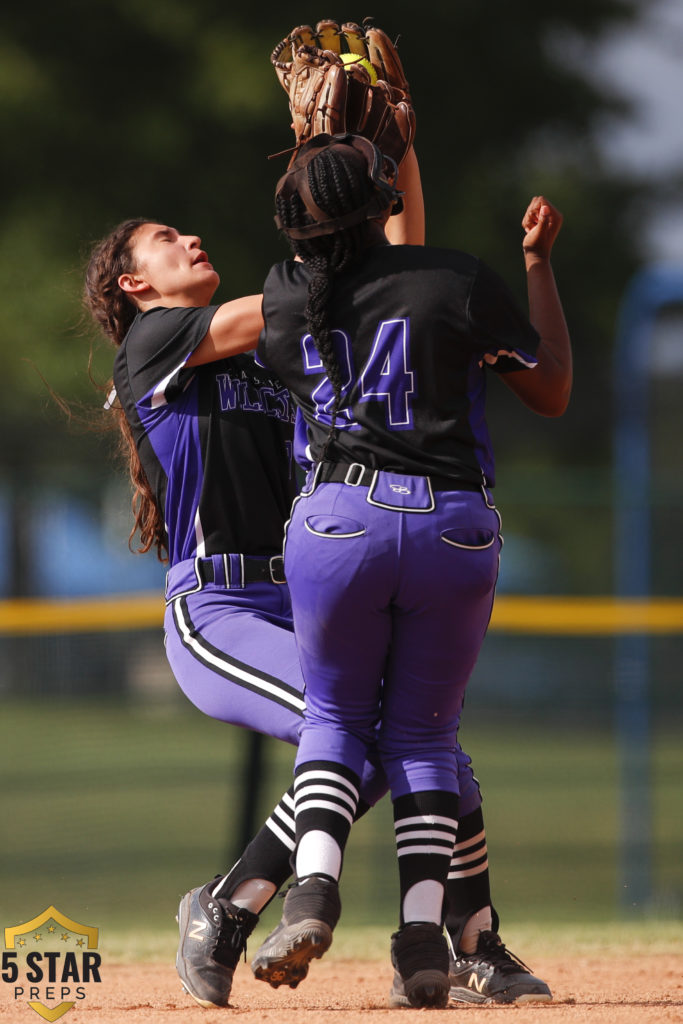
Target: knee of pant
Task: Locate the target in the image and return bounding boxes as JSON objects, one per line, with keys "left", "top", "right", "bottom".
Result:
{"left": 380, "top": 756, "right": 459, "bottom": 801}
{"left": 377, "top": 724, "right": 461, "bottom": 766}
{"left": 357, "top": 756, "right": 389, "bottom": 807}
{"left": 296, "top": 724, "right": 370, "bottom": 780}
{"left": 457, "top": 777, "right": 482, "bottom": 818}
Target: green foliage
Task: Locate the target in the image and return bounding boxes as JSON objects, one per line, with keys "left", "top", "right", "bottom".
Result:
{"left": 0, "top": 2, "right": 641, "bottom": 412}
{"left": 0, "top": 0, "right": 658, "bottom": 592}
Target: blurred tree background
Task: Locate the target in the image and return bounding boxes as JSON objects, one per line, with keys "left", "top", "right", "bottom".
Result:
{"left": 0, "top": 0, "right": 672, "bottom": 596}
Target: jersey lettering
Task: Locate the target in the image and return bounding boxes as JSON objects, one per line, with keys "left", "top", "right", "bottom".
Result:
{"left": 301, "top": 330, "right": 357, "bottom": 429}
{"left": 239, "top": 380, "right": 264, "bottom": 413}
{"left": 359, "top": 318, "right": 414, "bottom": 429}
{"left": 285, "top": 439, "right": 294, "bottom": 478}
{"left": 300, "top": 318, "right": 415, "bottom": 431}
{"left": 216, "top": 373, "right": 240, "bottom": 410}
{"left": 262, "top": 386, "right": 295, "bottom": 422}
{"left": 216, "top": 374, "right": 293, "bottom": 423}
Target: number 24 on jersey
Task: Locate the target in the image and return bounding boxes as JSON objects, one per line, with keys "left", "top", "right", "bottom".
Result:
{"left": 301, "top": 318, "right": 415, "bottom": 431}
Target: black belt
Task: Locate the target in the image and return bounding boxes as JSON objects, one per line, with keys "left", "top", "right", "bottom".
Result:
{"left": 197, "top": 555, "right": 286, "bottom": 586}
{"left": 318, "top": 462, "right": 482, "bottom": 493}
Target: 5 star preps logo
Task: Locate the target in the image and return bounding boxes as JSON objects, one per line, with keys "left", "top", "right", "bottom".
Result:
{"left": 2, "top": 907, "right": 101, "bottom": 1021}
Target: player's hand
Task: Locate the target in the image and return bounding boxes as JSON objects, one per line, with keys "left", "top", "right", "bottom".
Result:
{"left": 522, "top": 196, "right": 563, "bottom": 261}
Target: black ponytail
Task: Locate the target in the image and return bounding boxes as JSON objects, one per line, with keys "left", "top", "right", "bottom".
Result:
{"left": 275, "top": 144, "right": 381, "bottom": 460}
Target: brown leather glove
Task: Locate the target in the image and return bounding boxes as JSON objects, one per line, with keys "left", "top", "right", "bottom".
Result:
{"left": 271, "top": 19, "right": 415, "bottom": 166}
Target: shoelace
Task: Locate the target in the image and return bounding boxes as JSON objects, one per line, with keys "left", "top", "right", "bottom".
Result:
{"left": 213, "top": 905, "right": 255, "bottom": 965}
{"left": 473, "top": 931, "right": 532, "bottom": 976}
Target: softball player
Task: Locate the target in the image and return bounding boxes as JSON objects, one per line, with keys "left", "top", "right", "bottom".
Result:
{"left": 248, "top": 134, "right": 572, "bottom": 1008}
{"left": 83, "top": 143, "right": 556, "bottom": 1008}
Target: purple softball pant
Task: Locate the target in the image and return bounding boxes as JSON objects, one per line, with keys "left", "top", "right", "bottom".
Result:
{"left": 284, "top": 472, "right": 502, "bottom": 800}
{"left": 164, "top": 552, "right": 484, "bottom": 812}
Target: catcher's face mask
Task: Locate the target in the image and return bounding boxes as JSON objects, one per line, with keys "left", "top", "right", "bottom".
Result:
{"left": 274, "top": 133, "right": 404, "bottom": 240}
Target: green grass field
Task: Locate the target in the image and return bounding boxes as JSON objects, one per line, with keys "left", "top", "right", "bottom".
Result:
{"left": 1, "top": 698, "right": 680, "bottom": 952}
{"left": 99, "top": 920, "right": 683, "bottom": 967}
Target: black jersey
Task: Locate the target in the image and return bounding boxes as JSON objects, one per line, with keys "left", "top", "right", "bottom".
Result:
{"left": 259, "top": 245, "right": 540, "bottom": 488}
{"left": 114, "top": 305, "right": 297, "bottom": 565}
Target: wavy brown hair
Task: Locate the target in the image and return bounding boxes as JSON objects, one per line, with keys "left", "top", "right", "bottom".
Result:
{"left": 83, "top": 218, "right": 168, "bottom": 561}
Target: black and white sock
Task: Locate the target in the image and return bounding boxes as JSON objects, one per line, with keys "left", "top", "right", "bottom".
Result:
{"left": 293, "top": 760, "right": 360, "bottom": 881}
{"left": 443, "top": 806, "right": 494, "bottom": 952}
{"left": 393, "top": 790, "right": 458, "bottom": 926}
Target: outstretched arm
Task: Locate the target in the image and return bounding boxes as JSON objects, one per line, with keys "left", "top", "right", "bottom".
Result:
{"left": 502, "top": 196, "right": 572, "bottom": 416}
{"left": 385, "top": 147, "right": 425, "bottom": 246}
{"left": 185, "top": 294, "right": 264, "bottom": 365}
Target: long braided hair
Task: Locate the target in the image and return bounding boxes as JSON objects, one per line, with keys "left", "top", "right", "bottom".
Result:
{"left": 274, "top": 135, "right": 399, "bottom": 461}
{"left": 83, "top": 218, "right": 168, "bottom": 561}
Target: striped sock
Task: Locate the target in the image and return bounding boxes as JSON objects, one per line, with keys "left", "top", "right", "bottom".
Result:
{"left": 447, "top": 819, "right": 488, "bottom": 884}
{"left": 264, "top": 786, "right": 296, "bottom": 853}
{"left": 293, "top": 760, "right": 360, "bottom": 880}
{"left": 393, "top": 791, "right": 458, "bottom": 926}
{"left": 443, "top": 806, "right": 494, "bottom": 951}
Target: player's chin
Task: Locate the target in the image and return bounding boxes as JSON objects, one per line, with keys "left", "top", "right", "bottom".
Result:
{"left": 192, "top": 270, "right": 220, "bottom": 304}
{"left": 198, "top": 265, "right": 220, "bottom": 289}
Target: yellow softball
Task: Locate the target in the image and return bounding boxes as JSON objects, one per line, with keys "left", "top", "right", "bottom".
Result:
{"left": 339, "top": 52, "right": 378, "bottom": 84}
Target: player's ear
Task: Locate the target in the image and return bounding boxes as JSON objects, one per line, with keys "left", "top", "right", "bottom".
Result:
{"left": 118, "top": 272, "right": 150, "bottom": 296}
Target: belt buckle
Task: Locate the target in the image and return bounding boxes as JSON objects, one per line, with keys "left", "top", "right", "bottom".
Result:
{"left": 344, "top": 463, "right": 365, "bottom": 486}
{"left": 269, "top": 555, "right": 286, "bottom": 584}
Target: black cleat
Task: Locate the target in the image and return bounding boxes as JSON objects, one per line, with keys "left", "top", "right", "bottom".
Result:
{"left": 251, "top": 875, "right": 341, "bottom": 989}
{"left": 389, "top": 922, "right": 449, "bottom": 1009}
{"left": 448, "top": 929, "right": 552, "bottom": 1004}
{"left": 176, "top": 879, "right": 259, "bottom": 1007}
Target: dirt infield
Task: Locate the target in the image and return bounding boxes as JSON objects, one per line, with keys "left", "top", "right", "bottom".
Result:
{"left": 2, "top": 954, "right": 681, "bottom": 1024}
